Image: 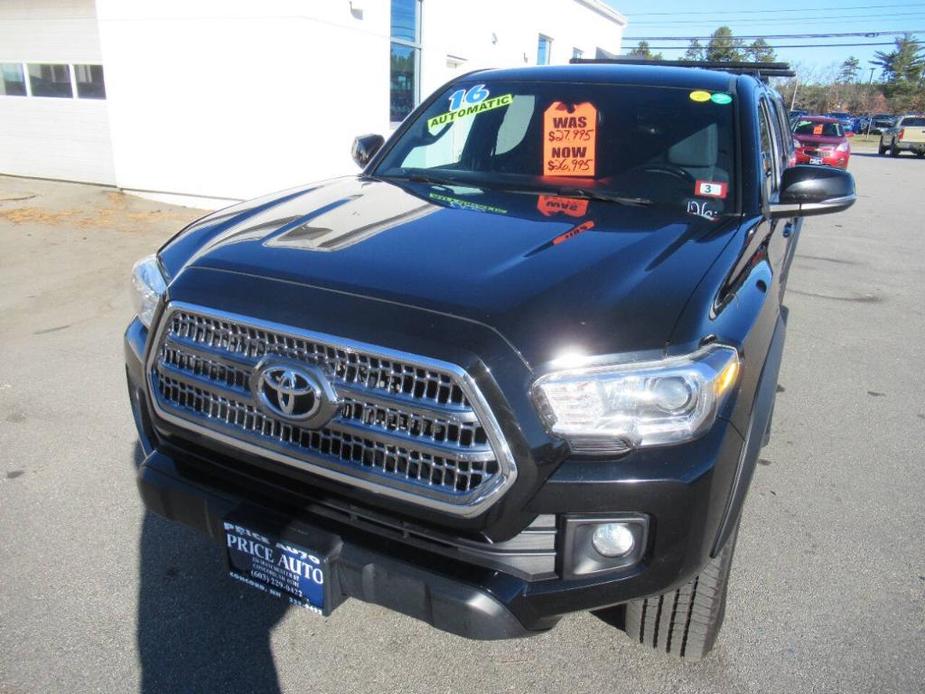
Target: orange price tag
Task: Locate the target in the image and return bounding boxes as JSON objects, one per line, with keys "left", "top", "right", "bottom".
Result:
{"left": 537, "top": 195, "right": 589, "bottom": 217}
{"left": 543, "top": 102, "right": 597, "bottom": 177}
{"left": 813, "top": 124, "right": 824, "bottom": 135}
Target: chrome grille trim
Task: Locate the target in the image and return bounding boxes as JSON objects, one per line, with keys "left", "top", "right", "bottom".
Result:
{"left": 145, "top": 302, "right": 517, "bottom": 517}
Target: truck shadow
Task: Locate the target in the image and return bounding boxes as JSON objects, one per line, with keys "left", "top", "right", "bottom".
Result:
{"left": 134, "top": 444, "right": 288, "bottom": 693}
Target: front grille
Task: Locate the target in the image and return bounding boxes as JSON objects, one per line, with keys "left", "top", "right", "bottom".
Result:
{"left": 147, "top": 303, "right": 516, "bottom": 516}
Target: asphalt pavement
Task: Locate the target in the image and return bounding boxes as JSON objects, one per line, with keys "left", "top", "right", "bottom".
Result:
{"left": 1, "top": 153, "right": 923, "bottom": 693}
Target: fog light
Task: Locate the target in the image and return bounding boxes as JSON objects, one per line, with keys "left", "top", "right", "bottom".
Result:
{"left": 591, "top": 522, "right": 636, "bottom": 558}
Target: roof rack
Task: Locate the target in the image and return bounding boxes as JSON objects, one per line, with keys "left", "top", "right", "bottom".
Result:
{"left": 569, "top": 57, "right": 795, "bottom": 80}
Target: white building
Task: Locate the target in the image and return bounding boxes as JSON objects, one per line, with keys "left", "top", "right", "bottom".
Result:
{"left": 1, "top": 0, "right": 626, "bottom": 207}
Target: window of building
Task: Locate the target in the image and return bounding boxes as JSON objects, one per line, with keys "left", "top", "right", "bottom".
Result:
{"left": 390, "top": 0, "right": 421, "bottom": 123}
{"left": 572, "top": 48, "right": 583, "bottom": 60}
{"left": 27, "top": 63, "right": 73, "bottom": 98}
{"left": 1, "top": 63, "right": 26, "bottom": 96}
{"left": 537, "top": 35, "right": 552, "bottom": 65}
{"left": 74, "top": 64, "right": 105, "bottom": 99}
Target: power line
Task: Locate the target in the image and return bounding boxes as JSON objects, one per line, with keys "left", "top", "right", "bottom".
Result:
{"left": 630, "top": 12, "right": 925, "bottom": 25}
{"left": 643, "top": 41, "right": 901, "bottom": 49}
{"left": 625, "top": 30, "right": 925, "bottom": 40}
{"left": 626, "top": 3, "right": 922, "bottom": 16}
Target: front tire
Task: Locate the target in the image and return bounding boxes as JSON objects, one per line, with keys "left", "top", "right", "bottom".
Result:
{"left": 622, "top": 522, "right": 740, "bottom": 661}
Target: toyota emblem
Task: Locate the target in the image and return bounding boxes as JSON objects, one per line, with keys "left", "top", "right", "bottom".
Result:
{"left": 252, "top": 359, "right": 341, "bottom": 427}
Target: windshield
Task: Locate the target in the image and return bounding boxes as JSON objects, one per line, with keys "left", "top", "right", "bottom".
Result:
{"left": 373, "top": 80, "right": 738, "bottom": 215}
{"left": 794, "top": 120, "right": 843, "bottom": 137}
{"left": 901, "top": 117, "right": 925, "bottom": 127}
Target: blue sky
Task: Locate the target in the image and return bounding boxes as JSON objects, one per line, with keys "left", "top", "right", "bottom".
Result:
{"left": 604, "top": 0, "right": 925, "bottom": 78}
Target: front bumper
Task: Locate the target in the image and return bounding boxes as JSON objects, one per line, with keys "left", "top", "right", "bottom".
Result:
{"left": 126, "top": 318, "right": 747, "bottom": 639}
{"left": 137, "top": 448, "right": 542, "bottom": 639}
{"left": 795, "top": 150, "right": 849, "bottom": 168}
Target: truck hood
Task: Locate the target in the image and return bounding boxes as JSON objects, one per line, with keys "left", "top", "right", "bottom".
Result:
{"left": 159, "top": 176, "right": 740, "bottom": 368}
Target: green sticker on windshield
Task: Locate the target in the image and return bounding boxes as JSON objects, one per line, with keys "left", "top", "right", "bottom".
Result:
{"left": 711, "top": 92, "right": 733, "bottom": 105}
{"left": 427, "top": 94, "right": 514, "bottom": 132}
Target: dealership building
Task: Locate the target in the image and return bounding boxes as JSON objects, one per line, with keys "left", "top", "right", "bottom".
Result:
{"left": 0, "top": 0, "right": 626, "bottom": 207}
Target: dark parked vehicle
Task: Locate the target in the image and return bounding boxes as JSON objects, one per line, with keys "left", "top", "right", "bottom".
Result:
{"left": 869, "top": 114, "right": 896, "bottom": 134}
{"left": 824, "top": 111, "right": 855, "bottom": 132}
{"left": 126, "top": 62, "right": 855, "bottom": 660}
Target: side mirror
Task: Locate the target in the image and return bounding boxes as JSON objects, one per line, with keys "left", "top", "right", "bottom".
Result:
{"left": 351, "top": 134, "right": 385, "bottom": 168}
{"left": 769, "top": 165, "right": 856, "bottom": 219}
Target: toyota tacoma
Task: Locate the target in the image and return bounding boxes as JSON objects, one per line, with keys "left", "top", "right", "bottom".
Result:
{"left": 125, "top": 61, "right": 856, "bottom": 660}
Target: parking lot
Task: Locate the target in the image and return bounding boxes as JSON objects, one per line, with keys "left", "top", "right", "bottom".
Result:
{"left": 1, "top": 152, "right": 923, "bottom": 693}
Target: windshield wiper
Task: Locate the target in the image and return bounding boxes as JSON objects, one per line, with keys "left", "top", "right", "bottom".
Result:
{"left": 553, "top": 188, "right": 653, "bottom": 207}
{"left": 402, "top": 173, "right": 466, "bottom": 187}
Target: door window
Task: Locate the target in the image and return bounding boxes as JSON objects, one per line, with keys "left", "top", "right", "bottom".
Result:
{"left": 758, "top": 101, "right": 780, "bottom": 196}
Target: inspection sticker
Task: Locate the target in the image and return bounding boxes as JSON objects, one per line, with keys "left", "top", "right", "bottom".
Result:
{"left": 427, "top": 93, "right": 513, "bottom": 132}
{"left": 543, "top": 102, "right": 598, "bottom": 177}
{"left": 695, "top": 180, "right": 728, "bottom": 199}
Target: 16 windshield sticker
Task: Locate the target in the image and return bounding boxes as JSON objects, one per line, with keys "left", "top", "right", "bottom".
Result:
{"left": 427, "top": 84, "right": 513, "bottom": 132}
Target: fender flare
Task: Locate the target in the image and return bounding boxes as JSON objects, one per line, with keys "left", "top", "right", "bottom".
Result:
{"left": 710, "top": 306, "right": 788, "bottom": 557}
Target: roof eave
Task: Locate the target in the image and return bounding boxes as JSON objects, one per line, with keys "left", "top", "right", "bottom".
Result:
{"left": 574, "top": 0, "right": 628, "bottom": 27}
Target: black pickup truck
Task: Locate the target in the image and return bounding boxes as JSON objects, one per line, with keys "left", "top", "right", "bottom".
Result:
{"left": 125, "top": 62, "right": 855, "bottom": 660}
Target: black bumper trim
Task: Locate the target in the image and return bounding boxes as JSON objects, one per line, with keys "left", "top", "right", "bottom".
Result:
{"left": 137, "top": 451, "right": 549, "bottom": 640}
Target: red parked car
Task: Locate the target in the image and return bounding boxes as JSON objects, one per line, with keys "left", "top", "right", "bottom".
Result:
{"left": 792, "top": 116, "right": 851, "bottom": 168}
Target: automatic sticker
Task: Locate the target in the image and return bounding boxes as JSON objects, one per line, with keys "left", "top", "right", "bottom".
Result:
{"left": 427, "top": 84, "right": 513, "bottom": 132}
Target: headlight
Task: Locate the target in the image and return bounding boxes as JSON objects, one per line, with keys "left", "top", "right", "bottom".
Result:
{"left": 531, "top": 344, "right": 739, "bottom": 453}
{"left": 130, "top": 254, "right": 167, "bottom": 328}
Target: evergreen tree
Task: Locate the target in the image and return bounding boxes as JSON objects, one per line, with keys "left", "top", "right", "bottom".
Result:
{"left": 684, "top": 39, "right": 705, "bottom": 62}
{"left": 838, "top": 56, "right": 861, "bottom": 83}
{"left": 872, "top": 35, "right": 925, "bottom": 84}
{"left": 746, "top": 38, "right": 776, "bottom": 63}
{"left": 627, "top": 41, "right": 663, "bottom": 61}
{"left": 706, "top": 27, "right": 745, "bottom": 62}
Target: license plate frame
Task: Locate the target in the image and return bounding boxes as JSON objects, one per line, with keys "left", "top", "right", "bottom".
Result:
{"left": 223, "top": 516, "right": 339, "bottom": 616}
{"left": 810, "top": 156, "right": 823, "bottom": 165}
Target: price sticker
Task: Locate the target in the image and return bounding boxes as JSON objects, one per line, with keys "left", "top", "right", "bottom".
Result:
{"left": 543, "top": 102, "right": 598, "bottom": 177}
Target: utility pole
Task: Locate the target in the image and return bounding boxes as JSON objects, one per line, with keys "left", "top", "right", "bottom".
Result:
{"left": 866, "top": 67, "right": 876, "bottom": 137}
{"left": 790, "top": 77, "right": 799, "bottom": 111}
